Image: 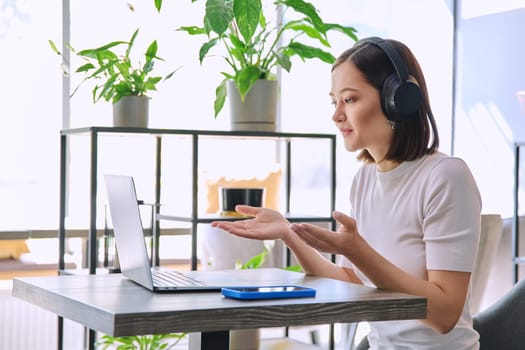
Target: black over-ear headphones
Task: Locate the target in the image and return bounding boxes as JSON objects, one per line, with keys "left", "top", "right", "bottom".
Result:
{"left": 359, "top": 37, "right": 422, "bottom": 121}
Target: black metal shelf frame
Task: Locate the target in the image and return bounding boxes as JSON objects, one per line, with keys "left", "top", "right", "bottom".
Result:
{"left": 58, "top": 126, "right": 337, "bottom": 350}
{"left": 59, "top": 126, "right": 337, "bottom": 272}
{"left": 513, "top": 142, "right": 525, "bottom": 283}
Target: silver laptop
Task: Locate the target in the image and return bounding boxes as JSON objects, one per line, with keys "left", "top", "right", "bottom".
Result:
{"left": 103, "top": 174, "right": 302, "bottom": 292}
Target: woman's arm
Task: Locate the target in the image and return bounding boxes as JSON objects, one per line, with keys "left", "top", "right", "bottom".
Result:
{"left": 349, "top": 235, "right": 470, "bottom": 333}
{"left": 211, "top": 205, "right": 361, "bottom": 284}
{"left": 282, "top": 228, "right": 361, "bottom": 283}
{"left": 291, "top": 211, "right": 470, "bottom": 334}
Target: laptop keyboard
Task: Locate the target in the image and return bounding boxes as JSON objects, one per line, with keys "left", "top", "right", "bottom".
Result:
{"left": 152, "top": 270, "right": 207, "bottom": 287}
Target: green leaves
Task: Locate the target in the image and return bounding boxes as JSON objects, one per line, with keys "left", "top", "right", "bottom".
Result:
{"left": 274, "top": 51, "right": 291, "bottom": 73}
{"left": 233, "top": 0, "right": 262, "bottom": 43}
{"left": 177, "top": 26, "right": 207, "bottom": 36}
{"left": 323, "top": 22, "right": 359, "bottom": 41}
{"left": 236, "top": 65, "right": 263, "bottom": 99}
{"left": 285, "top": 42, "right": 335, "bottom": 64}
{"left": 205, "top": 0, "right": 234, "bottom": 35}
{"left": 236, "top": 248, "right": 268, "bottom": 270}
{"left": 283, "top": 20, "right": 329, "bottom": 47}
{"left": 97, "top": 332, "right": 186, "bottom": 350}
{"left": 277, "top": 0, "right": 324, "bottom": 32}
{"left": 236, "top": 248, "right": 303, "bottom": 272}
{"left": 52, "top": 28, "right": 175, "bottom": 104}
{"left": 75, "top": 62, "right": 95, "bottom": 73}
{"left": 176, "top": 0, "right": 359, "bottom": 118}
{"left": 154, "top": 0, "right": 163, "bottom": 12}
{"left": 48, "top": 39, "right": 60, "bottom": 55}
{"left": 198, "top": 38, "right": 219, "bottom": 64}
{"left": 126, "top": 28, "right": 139, "bottom": 58}
{"left": 77, "top": 40, "right": 128, "bottom": 59}
{"left": 214, "top": 79, "right": 228, "bottom": 118}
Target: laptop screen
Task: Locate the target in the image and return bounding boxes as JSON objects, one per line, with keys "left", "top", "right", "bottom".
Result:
{"left": 104, "top": 174, "right": 155, "bottom": 290}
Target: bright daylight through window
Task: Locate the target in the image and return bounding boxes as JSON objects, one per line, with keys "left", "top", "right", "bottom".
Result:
{"left": 0, "top": 0, "right": 454, "bottom": 260}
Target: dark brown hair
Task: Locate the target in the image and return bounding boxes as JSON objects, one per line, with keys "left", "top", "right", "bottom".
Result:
{"left": 332, "top": 38, "right": 439, "bottom": 163}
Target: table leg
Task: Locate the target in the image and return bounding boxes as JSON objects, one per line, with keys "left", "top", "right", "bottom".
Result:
{"left": 189, "top": 331, "right": 230, "bottom": 350}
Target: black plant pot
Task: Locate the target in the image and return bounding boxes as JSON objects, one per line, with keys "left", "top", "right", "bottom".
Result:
{"left": 220, "top": 188, "right": 264, "bottom": 216}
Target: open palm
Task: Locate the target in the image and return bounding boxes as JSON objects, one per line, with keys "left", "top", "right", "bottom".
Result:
{"left": 211, "top": 205, "right": 290, "bottom": 241}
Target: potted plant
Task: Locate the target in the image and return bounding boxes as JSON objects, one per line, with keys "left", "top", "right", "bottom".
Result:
{"left": 155, "top": 0, "right": 357, "bottom": 131}
{"left": 49, "top": 28, "right": 178, "bottom": 128}
{"left": 97, "top": 332, "right": 186, "bottom": 350}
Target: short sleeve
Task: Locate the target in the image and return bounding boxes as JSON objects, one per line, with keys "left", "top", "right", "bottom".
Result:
{"left": 422, "top": 157, "right": 482, "bottom": 272}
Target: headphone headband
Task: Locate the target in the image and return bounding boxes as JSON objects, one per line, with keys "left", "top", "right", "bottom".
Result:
{"left": 362, "top": 36, "right": 409, "bottom": 81}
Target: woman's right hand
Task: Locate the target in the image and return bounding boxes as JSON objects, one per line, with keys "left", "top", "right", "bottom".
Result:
{"left": 211, "top": 205, "right": 291, "bottom": 241}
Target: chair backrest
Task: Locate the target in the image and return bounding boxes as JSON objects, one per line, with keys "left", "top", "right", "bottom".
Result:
{"left": 473, "top": 276, "right": 525, "bottom": 350}
{"left": 470, "top": 214, "right": 504, "bottom": 314}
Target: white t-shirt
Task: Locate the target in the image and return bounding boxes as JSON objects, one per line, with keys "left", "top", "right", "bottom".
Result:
{"left": 340, "top": 152, "right": 482, "bottom": 350}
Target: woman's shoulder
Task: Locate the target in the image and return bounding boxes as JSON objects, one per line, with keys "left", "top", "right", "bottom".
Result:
{"left": 353, "top": 152, "right": 474, "bottom": 180}
{"left": 423, "top": 152, "right": 474, "bottom": 177}
{"left": 420, "top": 152, "right": 479, "bottom": 199}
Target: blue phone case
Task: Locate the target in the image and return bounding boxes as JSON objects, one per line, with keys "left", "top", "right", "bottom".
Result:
{"left": 221, "top": 285, "right": 316, "bottom": 300}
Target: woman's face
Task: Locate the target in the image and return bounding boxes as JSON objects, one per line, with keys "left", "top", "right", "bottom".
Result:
{"left": 330, "top": 61, "right": 393, "bottom": 162}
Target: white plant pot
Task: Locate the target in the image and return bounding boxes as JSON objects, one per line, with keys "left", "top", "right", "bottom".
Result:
{"left": 230, "top": 328, "right": 261, "bottom": 350}
{"left": 228, "top": 79, "right": 278, "bottom": 132}
{"left": 199, "top": 226, "right": 269, "bottom": 270}
{"left": 112, "top": 95, "right": 149, "bottom": 128}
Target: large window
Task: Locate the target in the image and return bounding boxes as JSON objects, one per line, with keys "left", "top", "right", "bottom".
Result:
{"left": 280, "top": 0, "right": 454, "bottom": 210}
{"left": 0, "top": 0, "right": 62, "bottom": 230}
{"left": 1, "top": 0, "right": 454, "bottom": 234}
{"left": 454, "top": 0, "right": 525, "bottom": 217}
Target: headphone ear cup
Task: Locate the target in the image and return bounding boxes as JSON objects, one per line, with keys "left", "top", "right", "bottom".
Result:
{"left": 381, "top": 73, "right": 401, "bottom": 120}
{"left": 381, "top": 74, "right": 422, "bottom": 121}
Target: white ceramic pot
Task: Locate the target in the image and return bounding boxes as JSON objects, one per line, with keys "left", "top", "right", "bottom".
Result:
{"left": 112, "top": 95, "right": 149, "bottom": 128}
{"left": 228, "top": 79, "right": 278, "bottom": 132}
{"left": 230, "top": 329, "right": 260, "bottom": 350}
{"left": 199, "top": 225, "right": 268, "bottom": 270}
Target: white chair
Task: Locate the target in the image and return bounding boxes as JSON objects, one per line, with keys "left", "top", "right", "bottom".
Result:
{"left": 470, "top": 214, "right": 504, "bottom": 314}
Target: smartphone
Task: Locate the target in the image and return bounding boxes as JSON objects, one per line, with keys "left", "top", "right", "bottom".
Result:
{"left": 221, "top": 285, "right": 316, "bottom": 300}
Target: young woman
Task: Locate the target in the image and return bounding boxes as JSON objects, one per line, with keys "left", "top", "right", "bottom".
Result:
{"left": 212, "top": 37, "right": 481, "bottom": 349}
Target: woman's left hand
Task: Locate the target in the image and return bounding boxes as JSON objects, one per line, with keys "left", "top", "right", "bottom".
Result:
{"left": 290, "top": 211, "right": 359, "bottom": 256}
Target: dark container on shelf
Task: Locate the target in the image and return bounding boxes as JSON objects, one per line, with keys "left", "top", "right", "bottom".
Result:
{"left": 220, "top": 188, "right": 264, "bottom": 217}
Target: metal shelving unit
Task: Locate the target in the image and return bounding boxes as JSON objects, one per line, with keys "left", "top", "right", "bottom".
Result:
{"left": 59, "top": 126, "right": 337, "bottom": 272}
{"left": 58, "top": 126, "right": 337, "bottom": 349}
{"left": 512, "top": 142, "right": 525, "bottom": 283}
